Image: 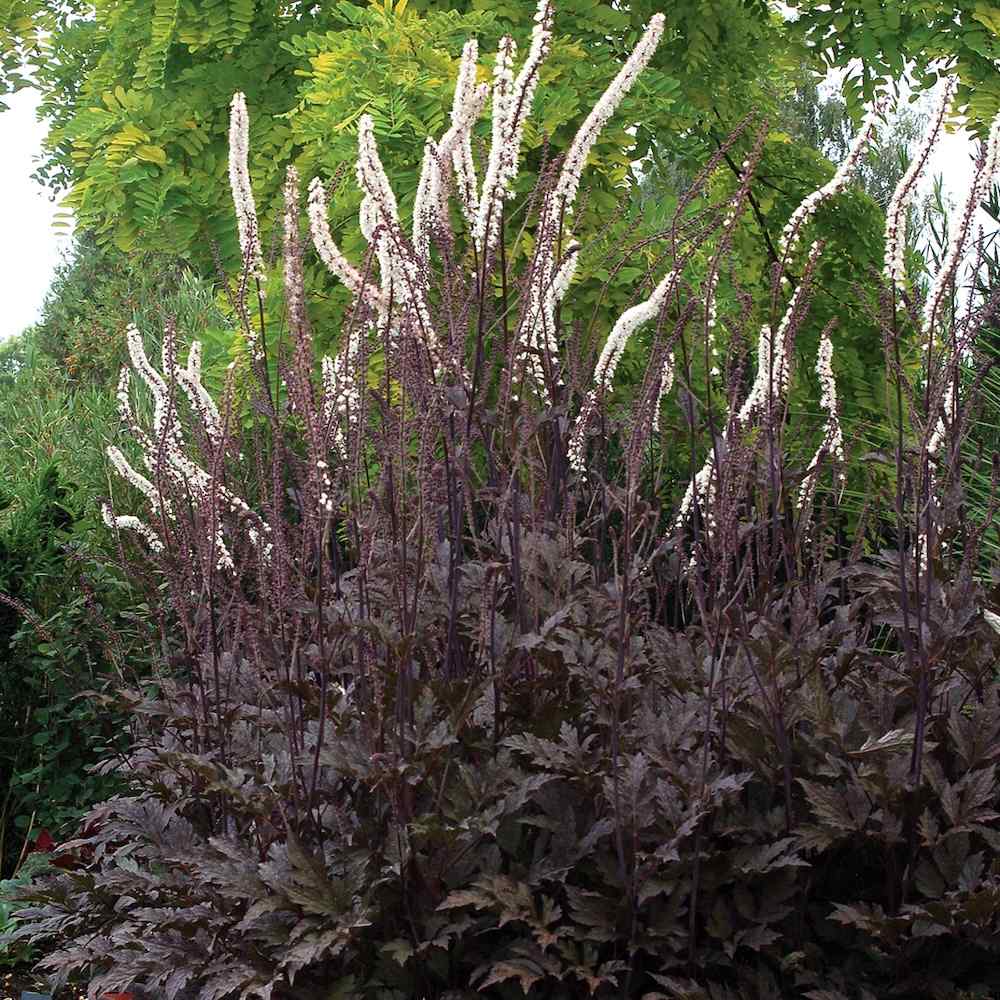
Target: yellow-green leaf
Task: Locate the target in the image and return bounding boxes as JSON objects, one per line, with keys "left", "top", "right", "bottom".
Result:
{"left": 135, "top": 144, "right": 167, "bottom": 165}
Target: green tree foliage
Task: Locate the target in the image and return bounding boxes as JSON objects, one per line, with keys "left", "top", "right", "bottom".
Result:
{"left": 0, "top": 0, "right": 45, "bottom": 107}
{"left": 34, "top": 234, "right": 230, "bottom": 386}
{"left": 27, "top": 0, "right": 785, "bottom": 268}
{"left": 792, "top": 0, "right": 1000, "bottom": 132}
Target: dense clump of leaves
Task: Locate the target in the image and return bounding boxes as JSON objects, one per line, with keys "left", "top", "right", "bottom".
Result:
{"left": 12, "top": 527, "right": 1000, "bottom": 999}
{"left": 0, "top": 853, "right": 50, "bottom": 969}
{"left": 0, "top": 452, "right": 135, "bottom": 878}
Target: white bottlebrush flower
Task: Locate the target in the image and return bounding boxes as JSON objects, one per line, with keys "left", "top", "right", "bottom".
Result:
{"left": 173, "top": 343, "right": 223, "bottom": 447}
{"left": 883, "top": 78, "right": 957, "bottom": 290}
{"left": 356, "top": 113, "right": 404, "bottom": 306}
{"left": 307, "top": 176, "right": 384, "bottom": 312}
{"left": 547, "top": 12, "right": 665, "bottom": 225}
{"left": 354, "top": 115, "right": 447, "bottom": 370}
{"left": 927, "top": 377, "right": 954, "bottom": 461}
{"left": 106, "top": 445, "right": 173, "bottom": 519}
{"left": 126, "top": 324, "right": 183, "bottom": 452}
{"left": 797, "top": 330, "right": 845, "bottom": 510}
{"left": 520, "top": 241, "right": 580, "bottom": 391}
{"left": 651, "top": 350, "right": 675, "bottom": 434}
{"left": 738, "top": 241, "right": 822, "bottom": 424}
{"left": 593, "top": 268, "right": 676, "bottom": 389}
{"left": 321, "top": 324, "right": 364, "bottom": 455}
{"left": 780, "top": 104, "right": 881, "bottom": 256}
{"left": 474, "top": 1, "right": 553, "bottom": 254}
{"left": 228, "top": 92, "right": 267, "bottom": 297}
{"left": 102, "top": 505, "right": 164, "bottom": 554}
{"left": 522, "top": 10, "right": 664, "bottom": 403}
{"left": 568, "top": 268, "right": 677, "bottom": 473}
{"left": 675, "top": 451, "right": 717, "bottom": 529}
{"left": 450, "top": 39, "right": 485, "bottom": 227}
{"left": 109, "top": 321, "right": 272, "bottom": 571}
{"left": 413, "top": 139, "right": 439, "bottom": 261}
{"left": 473, "top": 35, "right": 516, "bottom": 255}
{"left": 680, "top": 241, "right": 824, "bottom": 532}
{"left": 356, "top": 113, "right": 401, "bottom": 232}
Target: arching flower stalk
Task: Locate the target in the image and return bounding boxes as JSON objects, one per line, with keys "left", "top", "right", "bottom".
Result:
{"left": 283, "top": 167, "right": 335, "bottom": 519}
{"left": 228, "top": 93, "right": 267, "bottom": 361}
{"left": 567, "top": 267, "right": 677, "bottom": 473}
{"left": 888, "top": 105, "right": 1000, "bottom": 577}
{"left": 412, "top": 140, "right": 440, "bottom": 262}
{"left": 884, "top": 78, "right": 958, "bottom": 291}
{"left": 106, "top": 323, "right": 273, "bottom": 571}
{"left": 546, "top": 13, "right": 665, "bottom": 228}
{"left": 921, "top": 110, "right": 1000, "bottom": 475}
{"left": 307, "top": 177, "right": 385, "bottom": 313}
{"left": 355, "top": 113, "right": 448, "bottom": 374}
{"left": 921, "top": 112, "right": 1000, "bottom": 337}
{"left": 650, "top": 351, "right": 675, "bottom": 435}
{"left": 473, "top": 0, "right": 554, "bottom": 256}
{"left": 100, "top": 508, "right": 165, "bottom": 554}
{"left": 519, "top": 241, "right": 581, "bottom": 393}
{"left": 518, "top": 12, "right": 666, "bottom": 398}
{"left": 779, "top": 104, "right": 882, "bottom": 257}
{"left": 677, "top": 240, "right": 824, "bottom": 532}
{"left": 797, "top": 326, "right": 845, "bottom": 514}
{"left": 450, "top": 39, "right": 487, "bottom": 228}
{"left": 321, "top": 328, "right": 364, "bottom": 457}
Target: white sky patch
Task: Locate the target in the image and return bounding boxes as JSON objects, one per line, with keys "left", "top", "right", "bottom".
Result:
{"left": 0, "top": 88, "right": 72, "bottom": 342}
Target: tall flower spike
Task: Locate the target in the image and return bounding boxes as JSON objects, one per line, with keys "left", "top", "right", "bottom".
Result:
{"left": 678, "top": 240, "right": 824, "bottom": 532}
{"left": 307, "top": 176, "right": 384, "bottom": 312}
{"left": 922, "top": 108, "right": 1000, "bottom": 335}
{"left": 356, "top": 114, "right": 448, "bottom": 371}
{"left": 797, "top": 329, "right": 845, "bottom": 511}
{"left": 780, "top": 104, "right": 881, "bottom": 256}
{"left": 737, "top": 241, "right": 823, "bottom": 423}
{"left": 321, "top": 325, "right": 363, "bottom": 456}
{"left": 356, "top": 113, "right": 401, "bottom": 303}
{"left": 110, "top": 323, "right": 272, "bottom": 570}
{"left": 173, "top": 342, "right": 223, "bottom": 447}
{"left": 651, "top": 351, "right": 675, "bottom": 434}
{"left": 106, "top": 445, "right": 173, "bottom": 519}
{"left": 101, "top": 506, "right": 164, "bottom": 554}
{"left": 523, "top": 10, "right": 664, "bottom": 399}
{"left": 568, "top": 267, "right": 678, "bottom": 473}
{"left": 473, "top": 37, "right": 518, "bottom": 254}
{"left": 228, "top": 92, "right": 266, "bottom": 293}
{"left": 474, "top": 0, "right": 554, "bottom": 253}
{"left": 547, "top": 12, "right": 665, "bottom": 225}
{"left": 126, "top": 325, "right": 181, "bottom": 452}
{"left": 413, "top": 139, "right": 439, "bottom": 260}
{"left": 593, "top": 268, "right": 676, "bottom": 389}
{"left": 521, "top": 242, "right": 580, "bottom": 389}
{"left": 450, "top": 39, "right": 484, "bottom": 226}
{"left": 283, "top": 166, "right": 306, "bottom": 331}
{"left": 356, "top": 113, "right": 401, "bottom": 231}
{"left": 884, "top": 78, "right": 958, "bottom": 290}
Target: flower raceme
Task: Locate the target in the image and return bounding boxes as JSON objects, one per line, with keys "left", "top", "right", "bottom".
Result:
{"left": 779, "top": 104, "right": 882, "bottom": 258}
{"left": 883, "top": 78, "right": 957, "bottom": 291}
{"left": 105, "top": 1, "right": 676, "bottom": 566}
{"left": 104, "top": 323, "right": 274, "bottom": 572}
{"left": 104, "top": 0, "right": 997, "bottom": 578}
